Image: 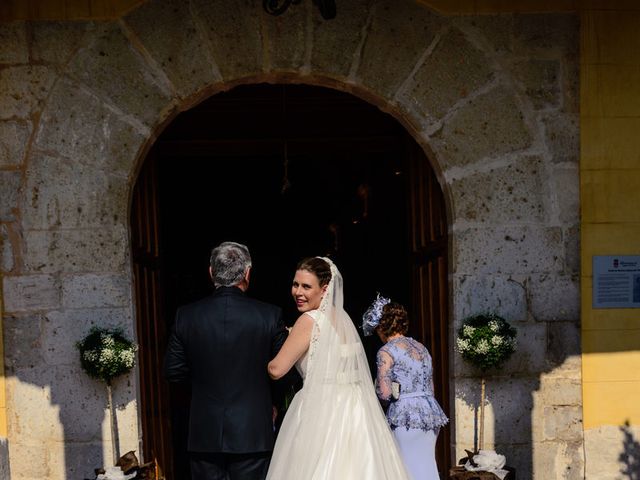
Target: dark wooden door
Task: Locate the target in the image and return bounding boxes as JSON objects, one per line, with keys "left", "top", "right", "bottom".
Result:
{"left": 131, "top": 152, "right": 174, "bottom": 478}
{"left": 406, "top": 138, "right": 451, "bottom": 474}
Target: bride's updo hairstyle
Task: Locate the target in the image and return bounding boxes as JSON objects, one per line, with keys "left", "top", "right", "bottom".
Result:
{"left": 377, "top": 302, "right": 409, "bottom": 337}
{"left": 296, "top": 257, "right": 332, "bottom": 287}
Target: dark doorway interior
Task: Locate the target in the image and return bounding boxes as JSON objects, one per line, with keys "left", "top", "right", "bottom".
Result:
{"left": 131, "top": 84, "right": 450, "bottom": 479}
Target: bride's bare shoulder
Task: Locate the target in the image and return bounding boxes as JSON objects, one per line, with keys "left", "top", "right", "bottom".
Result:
{"left": 294, "top": 311, "right": 316, "bottom": 328}
{"left": 300, "top": 309, "right": 319, "bottom": 322}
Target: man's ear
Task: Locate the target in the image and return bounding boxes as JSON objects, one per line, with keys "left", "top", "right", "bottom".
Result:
{"left": 244, "top": 267, "right": 251, "bottom": 283}
{"left": 209, "top": 266, "right": 214, "bottom": 281}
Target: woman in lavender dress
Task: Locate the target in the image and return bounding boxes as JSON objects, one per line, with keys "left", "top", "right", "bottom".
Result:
{"left": 364, "top": 297, "right": 448, "bottom": 480}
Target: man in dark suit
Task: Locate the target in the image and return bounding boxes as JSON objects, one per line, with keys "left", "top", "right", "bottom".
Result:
{"left": 164, "top": 241, "right": 287, "bottom": 480}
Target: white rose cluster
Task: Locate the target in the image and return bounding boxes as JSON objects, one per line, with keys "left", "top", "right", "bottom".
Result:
{"left": 77, "top": 328, "right": 138, "bottom": 383}
{"left": 475, "top": 339, "right": 490, "bottom": 354}
{"left": 456, "top": 337, "right": 471, "bottom": 352}
{"left": 455, "top": 313, "right": 517, "bottom": 371}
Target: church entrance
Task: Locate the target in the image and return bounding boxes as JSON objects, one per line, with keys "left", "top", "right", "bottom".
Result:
{"left": 130, "top": 84, "right": 450, "bottom": 478}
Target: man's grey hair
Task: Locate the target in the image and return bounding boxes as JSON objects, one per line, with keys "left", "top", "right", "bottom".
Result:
{"left": 210, "top": 242, "right": 252, "bottom": 287}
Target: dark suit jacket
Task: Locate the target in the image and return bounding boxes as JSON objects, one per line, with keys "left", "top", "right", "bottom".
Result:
{"left": 164, "top": 286, "right": 287, "bottom": 454}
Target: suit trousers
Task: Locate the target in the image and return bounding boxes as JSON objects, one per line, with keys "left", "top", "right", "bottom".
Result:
{"left": 190, "top": 451, "right": 271, "bottom": 480}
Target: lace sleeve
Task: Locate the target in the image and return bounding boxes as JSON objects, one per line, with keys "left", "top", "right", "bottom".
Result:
{"left": 376, "top": 349, "right": 394, "bottom": 403}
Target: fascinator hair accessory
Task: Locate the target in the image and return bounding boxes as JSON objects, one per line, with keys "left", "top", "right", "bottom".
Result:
{"left": 362, "top": 293, "right": 391, "bottom": 336}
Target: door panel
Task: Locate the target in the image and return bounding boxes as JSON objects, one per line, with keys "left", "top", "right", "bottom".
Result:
{"left": 407, "top": 138, "right": 451, "bottom": 475}
{"left": 131, "top": 152, "right": 173, "bottom": 478}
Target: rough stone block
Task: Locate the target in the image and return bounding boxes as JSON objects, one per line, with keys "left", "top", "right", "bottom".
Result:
{"left": 562, "top": 53, "right": 579, "bottom": 114}
{"left": 262, "top": 2, "right": 306, "bottom": 71}
{"left": 452, "top": 15, "right": 514, "bottom": 55}
{"left": 452, "top": 274, "right": 527, "bottom": 322}
{"left": 495, "top": 444, "right": 532, "bottom": 478}
{"left": 543, "top": 112, "right": 579, "bottom": 164}
{"left": 563, "top": 224, "right": 580, "bottom": 275}
{"left": 552, "top": 164, "right": 580, "bottom": 224}
{"left": 4, "top": 438, "right": 49, "bottom": 478}
{"left": 357, "top": 0, "right": 443, "bottom": 98}
{"left": 0, "top": 66, "right": 57, "bottom": 120}
{"left": 542, "top": 355, "right": 582, "bottom": 382}
{"left": 0, "top": 439, "right": 9, "bottom": 480}
{"left": 513, "top": 14, "right": 578, "bottom": 57}
{"left": 0, "top": 119, "right": 32, "bottom": 167}
{"left": 51, "top": 365, "right": 115, "bottom": 443}
{"left": 499, "top": 322, "right": 547, "bottom": 375}
{"left": 2, "top": 274, "right": 61, "bottom": 313}
{"left": 547, "top": 321, "right": 581, "bottom": 367}
{"left": 401, "top": 28, "right": 493, "bottom": 121}
{"left": 310, "top": 0, "right": 372, "bottom": 78}
{"left": 42, "top": 308, "right": 133, "bottom": 366}
{"left": 431, "top": 87, "right": 532, "bottom": 169}
{"left": 105, "top": 391, "right": 139, "bottom": 448}
{"left": 511, "top": 59, "right": 560, "bottom": 110}
{"left": 489, "top": 377, "right": 539, "bottom": 446}
{"left": 453, "top": 226, "right": 564, "bottom": 275}
{"left": 7, "top": 379, "right": 63, "bottom": 441}
{"left": 2, "top": 314, "right": 43, "bottom": 374}
{"left": 66, "top": 23, "right": 174, "bottom": 126}
{"left": 543, "top": 406, "right": 583, "bottom": 442}
{"left": 23, "top": 152, "right": 128, "bottom": 229}
{"left": 450, "top": 156, "right": 547, "bottom": 224}
{"left": 0, "top": 170, "right": 21, "bottom": 222}
{"left": 452, "top": 392, "right": 477, "bottom": 446}
{"left": 190, "top": 0, "right": 263, "bottom": 80}
{"left": 528, "top": 273, "right": 579, "bottom": 321}
{"left": 61, "top": 273, "right": 131, "bottom": 309}
{"left": 0, "top": 22, "right": 28, "bottom": 63}
{"left": 0, "top": 224, "right": 14, "bottom": 272}
{"left": 49, "top": 441, "right": 104, "bottom": 480}
{"left": 125, "top": 0, "right": 221, "bottom": 98}
{"left": 30, "top": 21, "right": 94, "bottom": 65}
{"left": 540, "top": 377, "right": 582, "bottom": 406}
{"left": 34, "top": 79, "right": 147, "bottom": 176}
{"left": 555, "top": 355, "right": 582, "bottom": 381}
{"left": 560, "top": 442, "right": 585, "bottom": 480}
{"left": 22, "top": 227, "right": 128, "bottom": 274}
{"left": 454, "top": 377, "right": 538, "bottom": 446}
{"left": 8, "top": 364, "right": 110, "bottom": 445}
{"left": 532, "top": 441, "right": 564, "bottom": 480}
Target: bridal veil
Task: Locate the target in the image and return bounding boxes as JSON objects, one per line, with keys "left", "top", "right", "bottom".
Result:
{"left": 267, "top": 258, "right": 410, "bottom": 480}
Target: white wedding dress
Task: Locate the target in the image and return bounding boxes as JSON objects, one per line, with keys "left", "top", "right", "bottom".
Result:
{"left": 266, "top": 260, "right": 409, "bottom": 480}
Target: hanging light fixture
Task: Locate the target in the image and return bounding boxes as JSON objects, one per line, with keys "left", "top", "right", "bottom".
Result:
{"left": 263, "top": 0, "right": 337, "bottom": 20}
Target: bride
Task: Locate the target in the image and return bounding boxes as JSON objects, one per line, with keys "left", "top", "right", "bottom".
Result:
{"left": 266, "top": 257, "right": 410, "bottom": 479}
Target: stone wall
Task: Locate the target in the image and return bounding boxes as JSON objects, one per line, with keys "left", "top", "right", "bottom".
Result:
{"left": 0, "top": 1, "right": 581, "bottom": 478}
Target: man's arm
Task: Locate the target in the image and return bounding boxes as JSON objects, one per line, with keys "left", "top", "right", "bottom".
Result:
{"left": 268, "top": 313, "right": 313, "bottom": 380}
{"left": 269, "top": 307, "right": 295, "bottom": 427}
{"left": 164, "top": 312, "right": 189, "bottom": 383}
{"left": 271, "top": 307, "right": 288, "bottom": 359}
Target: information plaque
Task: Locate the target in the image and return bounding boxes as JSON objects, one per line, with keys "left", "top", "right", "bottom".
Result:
{"left": 593, "top": 255, "right": 640, "bottom": 309}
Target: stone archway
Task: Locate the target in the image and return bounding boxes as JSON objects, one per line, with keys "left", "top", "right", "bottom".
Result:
{"left": 3, "top": 2, "right": 581, "bottom": 478}
{"left": 130, "top": 82, "right": 452, "bottom": 478}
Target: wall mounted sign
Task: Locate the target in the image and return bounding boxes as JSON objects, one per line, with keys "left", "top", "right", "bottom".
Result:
{"left": 593, "top": 255, "right": 640, "bottom": 308}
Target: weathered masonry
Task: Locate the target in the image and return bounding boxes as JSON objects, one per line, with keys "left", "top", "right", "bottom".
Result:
{"left": 1, "top": 1, "right": 637, "bottom": 479}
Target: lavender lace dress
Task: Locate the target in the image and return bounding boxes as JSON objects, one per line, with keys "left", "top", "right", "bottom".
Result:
{"left": 376, "top": 336, "right": 448, "bottom": 480}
